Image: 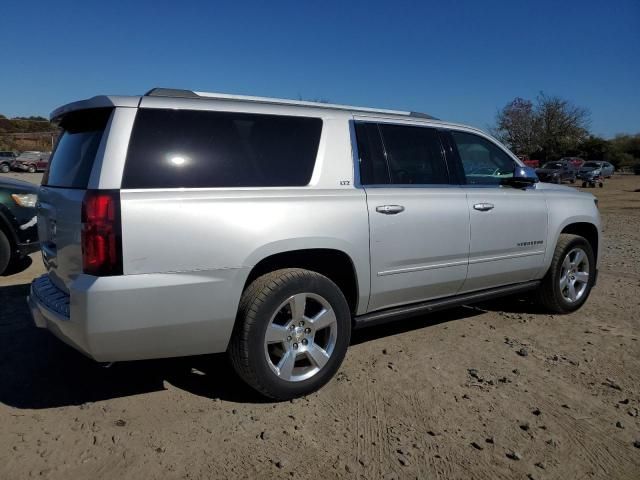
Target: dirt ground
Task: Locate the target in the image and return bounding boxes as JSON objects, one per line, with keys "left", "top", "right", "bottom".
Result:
{"left": 1, "top": 173, "right": 639, "bottom": 480}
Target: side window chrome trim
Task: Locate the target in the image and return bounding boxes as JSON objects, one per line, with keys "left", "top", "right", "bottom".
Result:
{"left": 361, "top": 184, "right": 463, "bottom": 189}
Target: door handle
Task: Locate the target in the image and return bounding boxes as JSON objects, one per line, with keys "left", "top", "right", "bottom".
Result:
{"left": 376, "top": 205, "right": 405, "bottom": 215}
{"left": 473, "top": 203, "right": 494, "bottom": 212}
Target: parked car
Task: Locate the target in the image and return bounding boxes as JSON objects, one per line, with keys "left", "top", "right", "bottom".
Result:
{"left": 0, "top": 151, "right": 18, "bottom": 173}
{"left": 560, "top": 157, "right": 585, "bottom": 169}
{"left": 0, "top": 177, "right": 39, "bottom": 274}
{"left": 12, "top": 151, "right": 50, "bottom": 173}
{"left": 29, "top": 88, "right": 601, "bottom": 400}
{"left": 517, "top": 154, "right": 540, "bottom": 169}
{"left": 535, "top": 161, "right": 577, "bottom": 184}
{"left": 577, "top": 161, "right": 614, "bottom": 179}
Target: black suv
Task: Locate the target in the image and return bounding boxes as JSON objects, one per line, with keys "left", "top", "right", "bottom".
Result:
{"left": 0, "top": 151, "right": 17, "bottom": 173}
{"left": 535, "top": 161, "right": 577, "bottom": 184}
{"left": 0, "top": 177, "right": 39, "bottom": 274}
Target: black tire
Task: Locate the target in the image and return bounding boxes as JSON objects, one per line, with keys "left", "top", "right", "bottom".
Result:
{"left": 0, "top": 230, "right": 12, "bottom": 275}
{"left": 598, "top": 182, "right": 603, "bottom": 188}
{"left": 582, "top": 181, "right": 587, "bottom": 188}
{"left": 28, "top": 165, "right": 36, "bottom": 173}
{"left": 229, "top": 268, "right": 351, "bottom": 400}
{"left": 0, "top": 163, "right": 9, "bottom": 174}
{"left": 537, "top": 234, "right": 595, "bottom": 313}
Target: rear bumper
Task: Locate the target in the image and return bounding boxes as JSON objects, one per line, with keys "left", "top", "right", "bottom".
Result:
{"left": 29, "top": 268, "right": 248, "bottom": 362}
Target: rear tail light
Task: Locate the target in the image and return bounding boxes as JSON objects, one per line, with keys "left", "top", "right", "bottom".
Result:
{"left": 81, "top": 190, "right": 123, "bottom": 276}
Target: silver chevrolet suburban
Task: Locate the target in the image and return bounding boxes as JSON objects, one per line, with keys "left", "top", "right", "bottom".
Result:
{"left": 29, "top": 88, "right": 601, "bottom": 399}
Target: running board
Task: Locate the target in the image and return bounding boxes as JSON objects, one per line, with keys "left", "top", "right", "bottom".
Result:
{"left": 353, "top": 281, "right": 540, "bottom": 330}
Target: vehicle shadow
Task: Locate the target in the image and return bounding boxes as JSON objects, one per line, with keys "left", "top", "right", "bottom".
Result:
{"left": 0, "top": 283, "right": 538, "bottom": 409}
{"left": 0, "top": 283, "right": 267, "bottom": 409}
{"left": 1, "top": 255, "right": 32, "bottom": 277}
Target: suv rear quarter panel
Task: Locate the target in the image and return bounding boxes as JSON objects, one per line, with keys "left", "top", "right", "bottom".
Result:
{"left": 118, "top": 112, "right": 370, "bottom": 333}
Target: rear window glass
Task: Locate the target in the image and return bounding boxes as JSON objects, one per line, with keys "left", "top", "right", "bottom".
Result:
{"left": 378, "top": 124, "right": 449, "bottom": 185}
{"left": 43, "top": 108, "right": 112, "bottom": 188}
{"left": 354, "top": 122, "right": 390, "bottom": 185}
{"left": 122, "top": 109, "right": 322, "bottom": 189}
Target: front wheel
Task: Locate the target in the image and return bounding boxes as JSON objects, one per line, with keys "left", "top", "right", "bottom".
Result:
{"left": 537, "top": 234, "right": 595, "bottom": 313}
{"left": 0, "top": 230, "right": 12, "bottom": 275}
{"left": 28, "top": 165, "right": 36, "bottom": 173}
{"left": 0, "top": 163, "right": 9, "bottom": 174}
{"left": 229, "top": 268, "right": 351, "bottom": 400}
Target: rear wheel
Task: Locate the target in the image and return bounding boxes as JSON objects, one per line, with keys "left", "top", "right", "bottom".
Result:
{"left": 0, "top": 230, "right": 12, "bottom": 275}
{"left": 0, "top": 163, "right": 9, "bottom": 174}
{"left": 229, "top": 268, "right": 351, "bottom": 400}
{"left": 537, "top": 234, "right": 595, "bottom": 313}
{"left": 28, "top": 165, "right": 36, "bottom": 173}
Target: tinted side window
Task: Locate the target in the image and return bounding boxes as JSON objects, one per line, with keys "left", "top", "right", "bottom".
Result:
{"left": 378, "top": 124, "right": 449, "bottom": 185}
{"left": 123, "top": 109, "right": 322, "bottom": 189}
{"left": 451, "top": 131, "right": 515, "bottom": 185}
{"left": 44, "top": 108, "right": 112, "bottom": 188}
{"left": 354, "top": 122, "right": 390, "bottom": 185}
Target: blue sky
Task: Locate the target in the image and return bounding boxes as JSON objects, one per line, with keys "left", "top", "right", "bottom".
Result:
{"left": 1, "top": 0, "right": 638, "bottom": 137}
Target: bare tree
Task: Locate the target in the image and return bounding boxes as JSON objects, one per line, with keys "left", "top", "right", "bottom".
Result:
{"left": 493, "top": 93, "right": 590, "bottom": 159}
{"left": 535, "top": 93, "right": 590, "bottom": 159}
{"left": 491, "top": 97, "right": 538, "bottom": 155}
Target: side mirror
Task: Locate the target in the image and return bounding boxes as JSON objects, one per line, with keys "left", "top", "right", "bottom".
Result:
{"left": 501, "top": 165, "right": 538, "bottom": 188}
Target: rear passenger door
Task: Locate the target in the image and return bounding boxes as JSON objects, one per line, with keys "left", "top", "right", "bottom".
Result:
{"left": 442, "top": 130, "right": 548, "bottom": 292}
{"left": 354, "top": 120, "right": 470, "bottom": 312}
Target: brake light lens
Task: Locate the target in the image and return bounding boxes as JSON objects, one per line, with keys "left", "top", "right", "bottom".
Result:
{"left": 81, "top": 190, "right": 122, "bottom": 276}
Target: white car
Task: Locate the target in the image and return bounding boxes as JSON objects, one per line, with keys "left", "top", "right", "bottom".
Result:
{"left": 30, "top": 88, "right": 601, "bottom": 399}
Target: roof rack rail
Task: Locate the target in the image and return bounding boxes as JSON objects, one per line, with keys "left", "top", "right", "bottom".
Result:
{"left": 144, "top": 88, "right": 200, "bottom": 98}
{"left": 143, "top": 87, "right": 437, "bottom": 120}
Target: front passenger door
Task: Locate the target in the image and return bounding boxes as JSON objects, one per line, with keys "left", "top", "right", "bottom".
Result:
{"left": 445, "top": 130, "right": 548, "bottom": 293}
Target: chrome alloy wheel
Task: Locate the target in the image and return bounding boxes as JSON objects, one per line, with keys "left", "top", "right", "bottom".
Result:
{"left": 263, "top": 292, "right": 338, "bottom": 382}
{"left": 559, "top": 247, "right": 590, "bottom": 303}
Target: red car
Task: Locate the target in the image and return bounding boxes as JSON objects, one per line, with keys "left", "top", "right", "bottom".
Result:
{"left": 11, "top": 151, "right": 50, "bottom": 173}
{"left": 560, "top": 157, "right": 585, "bottom": 169}
{"left": 517, "top": 155, "right": 540, "bottom": 169}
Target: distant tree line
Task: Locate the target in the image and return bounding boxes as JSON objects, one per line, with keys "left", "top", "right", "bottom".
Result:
{"left": 0, "top": 114, "right": 58, "bottom": 151}
{"left": 491, "top": 93, "right": 640, "bottom": 168}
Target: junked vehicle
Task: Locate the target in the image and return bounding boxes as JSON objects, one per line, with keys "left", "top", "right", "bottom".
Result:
{"left": 577, "top": 161, "right": 614, "bottom": 180}
{"left": 12, "top": 151, "right": 50, "bottom": 173}
{"left": 535, "top": 161, "right": 577, "bottom": 184}
{"left": 0, "top": 151, "right": 17, "bottom": 173}
{"left": 29, "top": 89, "right": 601, "bottom": 399}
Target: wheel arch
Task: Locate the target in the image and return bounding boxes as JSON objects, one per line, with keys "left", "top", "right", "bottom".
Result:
{"left": 242, "top": 248, "right": 362, "bottom": 317}
{"left": 560, "top": 222, "right": 599, "bottom": 260}
{"left": 538, "top": 217, "right": 600, "bottom": 279}
{"left": 0, "top": 209, "right": 18, "bottom": 248}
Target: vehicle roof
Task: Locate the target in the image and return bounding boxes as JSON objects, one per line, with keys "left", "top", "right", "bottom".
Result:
{"left": 49, "top": 87, "right": 491, "bottom": 137}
